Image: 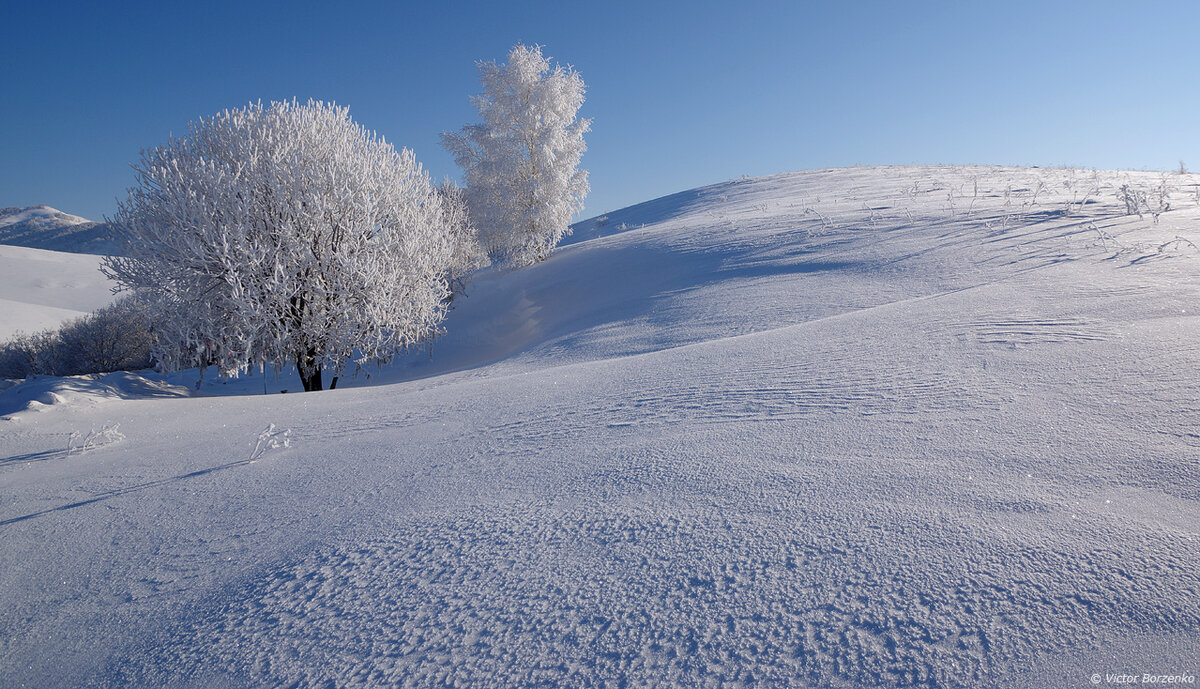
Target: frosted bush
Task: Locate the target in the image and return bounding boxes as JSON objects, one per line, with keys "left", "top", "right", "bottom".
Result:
{"left": 0, "top": 296, "right": 153, "bottom": 379}
{"left": 67, "top": 423, "right": 125, "bottom": 456}
{"left": 249, "top": 424, "right": 292, "bottom": 462}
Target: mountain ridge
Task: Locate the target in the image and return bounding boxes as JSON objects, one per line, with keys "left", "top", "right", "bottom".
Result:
{"left": 0, "top": 204, "right": 118, "bottom": 255}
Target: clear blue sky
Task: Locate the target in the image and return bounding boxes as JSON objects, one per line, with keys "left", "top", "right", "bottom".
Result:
{"left": 2, "top": 0, "right": 1198, "bottom": 222}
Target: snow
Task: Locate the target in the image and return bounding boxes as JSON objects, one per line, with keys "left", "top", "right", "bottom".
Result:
{"left": 0, "top": 244, "right": 119, "bottom": 340}
{"left": 1, "top": 166, "right": 1198, "bottom": 688}
{"left": 0, "top": 205, "right": 91, "bottom": 230}
{"left": 0, "top": 372, "right": 189, "bottom": 417}
{"left": 0, "top": 299, "right": 90, "bottom": 343}
{"left": 0, "top": 205, "right": 117, "bottom": 256}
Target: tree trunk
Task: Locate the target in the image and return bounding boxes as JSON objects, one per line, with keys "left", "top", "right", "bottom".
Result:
{"left": 299, "top": 366, "right": 323, "bottom": 392}
{"left": 296, "top": 349, "right": 323, "bottom": 392}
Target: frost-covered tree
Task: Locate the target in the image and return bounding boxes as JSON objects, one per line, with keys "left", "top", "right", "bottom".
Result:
{"left": 442, "top": 44, "right": 591, "bottom": 267}
{"left": 104, "top": 100, "right": 465, "bottom": 392}
{"left": 437, "top": 179, "right": 489, "bottom": 300}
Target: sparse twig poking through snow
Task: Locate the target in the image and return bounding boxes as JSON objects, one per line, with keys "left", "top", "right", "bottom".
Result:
{"left": 862, "top": 202, "right": 878, "bottom": 227}
{"left": 1152, "top": 177, "right": 1171, "bottom": 224}
{"left": 66, "top": 424, "right": 125, "bottom": 456}
{"left": 965, "top": 177, "right": 979, "bottom": 216}
{"left": 1158, "top": 236, "right": 1200, "bottom": 254}
{"left": 1089, "top": 223, "right": 1129, "bottom": 255}
{"left": 249, "top": 424, "right": 292, "bottom": 463}
{"left": 1062, "top": 175, "right": 1100, "bottom": 217}
{"left": 803, "top": 207, "right": 833, "bottom": 233}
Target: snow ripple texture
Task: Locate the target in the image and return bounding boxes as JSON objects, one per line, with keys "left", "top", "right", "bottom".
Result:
{"left": 151, "top": 503, "right": 1199, "bottom": 689}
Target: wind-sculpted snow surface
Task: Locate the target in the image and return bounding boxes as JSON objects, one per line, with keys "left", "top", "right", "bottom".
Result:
{"left": 154, "top": 504, "right": 1199, "bottom": 688}
{"left": 2, "top": 166, "right": 1199, "bottom": 688}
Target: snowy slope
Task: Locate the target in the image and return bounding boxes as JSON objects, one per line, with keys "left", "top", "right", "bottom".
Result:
{"left": 1, "top": 166, "right": 1199, "bottom": 688}
{"left": 0, "top": 244, "right": 120, "bottom": 340}
{"left": 0, "top": 205, "right": 118, "bottom": 255}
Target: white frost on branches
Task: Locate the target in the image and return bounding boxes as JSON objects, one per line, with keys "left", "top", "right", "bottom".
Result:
{"left": 437, "top": 180, "right": 489, "bottom": 298}
{"left": 443, "top": 44, "right": 591, "bottom": 267}
{"left": 104, "top": 100, "right": 474, "bottom": 390}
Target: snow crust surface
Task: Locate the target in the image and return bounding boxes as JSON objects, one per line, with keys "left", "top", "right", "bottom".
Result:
{"left": 1, "top": 166, "right": 1198, "bottom": 688}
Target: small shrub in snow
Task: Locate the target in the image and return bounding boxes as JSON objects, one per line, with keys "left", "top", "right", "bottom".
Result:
{"left": 1119, "top": 183, "right": 1147, "bottom": 217}
{"left": 249, "top": 424, "right": 292, "bottom": 462}
{"left": 67, "top": 423, "right": 125, "bottom": 455}
{"left": 0, "top": 296, "right": 154, "bottom": 379}
{"left": 1157, "top": 236, "right": 1200, "bottom": 254}
{"left": 0, "top": 331, "right": 57, "bottom": 379}
{"left": 442, "top": 44, "right": 591, "bottom": 267}
{"left": 104, "top": 100, "right": 471, "bottom": 392}
{"left": 1118, "top": 178, "right": 1172, "bottom": 223}
{"left": 56, "top": 296, "right": 156, "bottom": 375}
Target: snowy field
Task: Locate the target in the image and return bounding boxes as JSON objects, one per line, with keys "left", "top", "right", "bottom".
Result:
{"left": 0, "top": 244, "right": 118, "bottom": 341}
{"left": 1, "top": 165, "right": 1198, "bottom": 687}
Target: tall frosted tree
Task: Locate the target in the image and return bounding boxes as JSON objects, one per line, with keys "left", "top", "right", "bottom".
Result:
{"left": 442, "top": 44, "right": 591, "bottom": 267}
{"left": 103, "top": 100, "right": 468, "bottom": 391}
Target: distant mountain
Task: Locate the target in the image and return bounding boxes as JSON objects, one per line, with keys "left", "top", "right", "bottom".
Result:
{"left": 0, "top": 205, "right": 119, "bottom": 255}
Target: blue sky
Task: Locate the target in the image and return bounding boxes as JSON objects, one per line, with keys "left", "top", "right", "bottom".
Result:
{"left": 2, "top": 0, "right": 1198, "bottom": 222}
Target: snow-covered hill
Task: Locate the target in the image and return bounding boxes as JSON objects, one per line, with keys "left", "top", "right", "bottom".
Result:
{"left": 1, "top": 166, "right": 1198, "bottom": 688}
{"left": 0, "top": 205, "right": 117, "bottom": 255}
{"left": 0, "top": 244, "right": 119, "bottom": 341}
